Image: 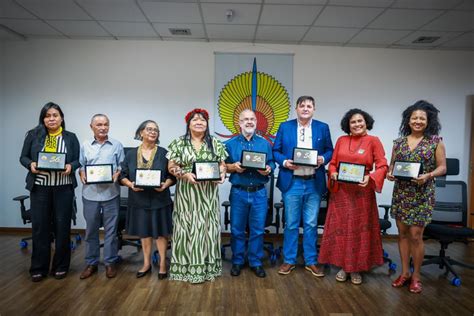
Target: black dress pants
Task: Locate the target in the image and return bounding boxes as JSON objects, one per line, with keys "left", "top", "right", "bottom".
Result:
{"left": 29, "top": 185, "right": 74, "bottom": 276}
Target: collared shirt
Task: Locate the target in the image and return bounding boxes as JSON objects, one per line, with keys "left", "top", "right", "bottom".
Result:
{"left": 294, "top": 119, "right": 316, "bottom": 176}
{"left": 79, "top": 137, "right": 124, "bottom": 201}
{"left": 225, "top": 134, "right": 275, "bottom": 187}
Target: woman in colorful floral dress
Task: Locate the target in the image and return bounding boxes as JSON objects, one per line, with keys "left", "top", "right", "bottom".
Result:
{"left": 387, "top": 100, "right": 446, "bottom": 294}
{"left": 167, "top": 108, "right": 228, "bottom": 283}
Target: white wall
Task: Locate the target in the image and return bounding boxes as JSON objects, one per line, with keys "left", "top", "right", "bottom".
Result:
{"left": 2, "top": 39, "right": 473, "bottom": 233}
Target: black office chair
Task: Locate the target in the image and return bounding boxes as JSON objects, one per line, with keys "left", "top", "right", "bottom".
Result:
{"left": 378, "top": 204, "right": 398, "bottom": 273}
{"left": 422, "top": 158, "right": 474, "bottom": 287}
{"left": 221, "top": 174, "right": 280, "bottom": 265}
{"left": 12, "top": 194, "right": 80, "bottom": 249}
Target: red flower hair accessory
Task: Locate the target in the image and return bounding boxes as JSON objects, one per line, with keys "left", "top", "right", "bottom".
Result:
{"left": 185, "top": 108, "right": 209, "bottom": 123}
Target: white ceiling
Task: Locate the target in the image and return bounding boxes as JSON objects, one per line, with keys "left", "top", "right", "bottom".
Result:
{"left": 0, "top": 0, "right": 473, "bottom": 50}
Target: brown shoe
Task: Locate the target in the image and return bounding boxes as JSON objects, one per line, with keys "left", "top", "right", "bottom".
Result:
{"left": 278, "top": 263, "right": 296, "bottom": 275}
{"left": 305, "top": 264, "right": 325, "bottom": 277}
{"left": 105, "top": 265, "right": 117, "bottom": 278}
{"left": 79, "top": 265, "right": 98, "bottom": 280}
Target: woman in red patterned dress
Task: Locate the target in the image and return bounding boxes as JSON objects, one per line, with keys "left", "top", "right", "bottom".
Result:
{"left": 318, "top": 108, "right": 388, "bottom": 285}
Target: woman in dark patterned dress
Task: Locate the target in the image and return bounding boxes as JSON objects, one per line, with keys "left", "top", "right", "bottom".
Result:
{"left": 387, "top": 100, "right": 446, "bottom": 294}
{"left": 166, "top": 108, "right": 228, "bottom": 283}
{"left": 319, "top": 109, "right": 388, "bottom": 285}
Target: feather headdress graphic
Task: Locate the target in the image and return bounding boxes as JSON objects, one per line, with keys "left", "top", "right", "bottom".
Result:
{"left": 216, "top": 58, "right": 290, "bottom": 143}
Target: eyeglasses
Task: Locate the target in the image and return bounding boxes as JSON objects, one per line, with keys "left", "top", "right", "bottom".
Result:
{"left": 299, "top": 128, "right": 305, "bottom": 142}
{"left": 145, "top": 127, "right": 159, "bottom": 133}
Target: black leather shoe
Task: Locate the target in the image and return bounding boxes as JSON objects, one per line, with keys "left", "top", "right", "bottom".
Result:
{"left": 31, "top": 274, "right": 46, "bottom": 282}
{"left": 136, "top": 266, "right": 151, "bottom": 278}
{"left": 54, "top": 271, "right": 68, "bottom": 280}
{"left": 251, "top": 266, "right": 266, "bottom": 278}
{"left": 230, "top": 264, "right": 243, "bottom": 277}
{"left": 158, "top": 272, "right": 168, "bottom": 280}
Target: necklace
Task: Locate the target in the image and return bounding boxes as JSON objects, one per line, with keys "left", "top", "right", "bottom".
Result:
{"left": 348, "top": 135, "right": 364, "bottom": 154}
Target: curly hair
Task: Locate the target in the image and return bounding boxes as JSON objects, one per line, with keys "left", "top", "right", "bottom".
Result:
{"left": 340, "top": 108, "right": 374, "bottom": 134}
{"left": 399, "top": 100, "right": 441, "bottom": 137}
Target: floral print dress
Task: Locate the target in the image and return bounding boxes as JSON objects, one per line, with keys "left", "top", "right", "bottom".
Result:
{"left": 390, "top": 135, "right": 441, "bottom": 227}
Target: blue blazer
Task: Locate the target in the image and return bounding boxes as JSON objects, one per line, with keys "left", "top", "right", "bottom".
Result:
{"left": 273, "top": 119, "right": 333, "bottom": 194}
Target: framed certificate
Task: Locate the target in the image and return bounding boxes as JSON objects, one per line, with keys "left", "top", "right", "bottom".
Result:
{"left": 193, "top": 161, "right": 220, "bottom": 181}
{"left": 135, "top": 169, "right": 162, "bottom": 188}
{"left": 337, "top": 162, "right": 366, "bottom": 183}
{"left": 393, "top": 161, "right": 422, "bottom": 181}
{"left": 85, "top": 164, "right": 113, "bottom": 184}
{"left": 36, "top": 151, "right": 66, "bottom": 171}
{"left": 292, "top": 147, "right": 318, "bottom": 167}
{"left": 240, "top": 150, "right": 267, "bottom": 170}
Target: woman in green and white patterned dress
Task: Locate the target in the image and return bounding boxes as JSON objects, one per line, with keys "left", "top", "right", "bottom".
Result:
{"left": 167, "top": 108, "right": 228, "bottom": 283}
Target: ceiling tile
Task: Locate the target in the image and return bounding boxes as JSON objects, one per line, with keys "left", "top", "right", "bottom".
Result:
{"left": 48, "top": 20, "right": 109, "bottom": 36}
{"left": 395, "top": 30, "right": 464, "bottom": 46}
{"left": 139, "top": 2, "right": 202, "bottom": 23}
{"left": 16, "top": 0, "right": 91, "bottom": 20}
{"left": 101, "top": 22, "right": 156, "bottom": 37}
{"left": 206, "top": 24, "right": 255, "bottom": 40}
{"left": 350, "top": 29, "right": 411, "bottom": 44}
{"left": 0, "top": 27, "right": 24, "bottom": 39}
{"left": 260, "top": 4, "right": 323, "bottom": 25}
{"left": 0, "top": 18, "right": 62, "bottom": 35}
{"left": 202, "top": 0, "right": 261, "bottom": 3}
{"left": 393, "top": 0, "right": 463, "bottom": 10}
{"left": 369, "top": 9, "right": 443, "bottom": 30}
{"left": 314, "top": 6, "right": 384, "bottom": 28}
{"left": 153, "top": 23, "right": 205, "bottom": 38}
{"left": 77, "top": 0, "right": 147, "bottom": 22}
{"left": 302, "top": 27, "right": 359, "bottom": 43}
{"left": 440, "top": 32, "right": 474, "bottom": 47}
{"left": 266, "top": 0, "right": 326, "bottom": 4}
{"left": 422, "top": 11, "right": 474, "bottom": 32}
{"left": 201, "top": 4, "right": 260, "bottom": 24}
{"left": 256, "top": 25, "right": 308, "bottom": 41}
{"left": 0, "top": 0, "right": 36, "bottom": 18}
{"left": 329, "top": 0, "right": 393, "bottom": 7}
{"left": 454, "top": 0, "right": 474, "bottom": 10}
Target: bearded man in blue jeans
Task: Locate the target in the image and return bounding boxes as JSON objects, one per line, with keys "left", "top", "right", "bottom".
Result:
{"left": 225, "top": 109, "right": 275, "bottom": 278}
{"left": 273, "top": 96, "right": 333, "bottom": 276}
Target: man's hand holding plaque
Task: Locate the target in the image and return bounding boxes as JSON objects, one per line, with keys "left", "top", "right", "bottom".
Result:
{"left": 240, "top": 150, "right": 267, "bottom": 170}
{"left": 85, "top": 164, "right": 113, "bottom": 184}
{"left": 292, "top": 148, "right": 318, "bottom": 167}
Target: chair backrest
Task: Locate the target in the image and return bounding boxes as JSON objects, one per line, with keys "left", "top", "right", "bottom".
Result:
{"left": 432, "top": 181, "right": 467, "bottom": 225}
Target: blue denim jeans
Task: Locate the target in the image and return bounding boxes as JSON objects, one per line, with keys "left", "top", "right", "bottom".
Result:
{"left": 83, "top": 196, "right": 120, "bottom": 265}
{"left": 230, "top": 186, "right": 268, "bottom": 267}
{"left": 282, "top": 178, "right": 321, "bottom": 265}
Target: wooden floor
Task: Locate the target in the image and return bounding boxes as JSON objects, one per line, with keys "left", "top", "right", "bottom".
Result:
{"left": 0, "top": 233, "right": 474, "bottom": 315}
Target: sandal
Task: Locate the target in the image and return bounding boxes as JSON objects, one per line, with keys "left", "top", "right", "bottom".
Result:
{"left": 350, "top": 272, "right": 363, "bottom": 285}
{"left": 392, "top": 274, "right": 411, "bottom": 288}
{"left": 409, "top": 279, "right": 423, "bottom": 294}
{"left": 335, "top": 269, "right": 347, "bottom": 282}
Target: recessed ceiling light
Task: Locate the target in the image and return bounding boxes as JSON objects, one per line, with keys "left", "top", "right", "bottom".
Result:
{"left": 169, "top": 28, "right": 191, "bottom": 36}
{"left": 412, "top": 36, "right": 441, "bottom": 44}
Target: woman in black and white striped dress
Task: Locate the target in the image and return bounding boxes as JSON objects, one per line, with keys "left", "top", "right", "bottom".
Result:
{"left": 20, "top": 102, "right": 80, "bottom": 282}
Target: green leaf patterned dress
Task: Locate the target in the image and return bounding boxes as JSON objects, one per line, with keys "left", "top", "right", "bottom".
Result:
{"left": 166, "top": 136, "right": 228, "bottom": 283}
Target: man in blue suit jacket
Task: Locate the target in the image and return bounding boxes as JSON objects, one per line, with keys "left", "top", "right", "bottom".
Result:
{"left": 273, "top": 96, "right": 333, "bottom": 276}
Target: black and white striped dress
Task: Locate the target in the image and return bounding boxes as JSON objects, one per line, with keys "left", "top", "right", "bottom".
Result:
{"left": 35, "top": 136, "right": 73, "bottom": 186}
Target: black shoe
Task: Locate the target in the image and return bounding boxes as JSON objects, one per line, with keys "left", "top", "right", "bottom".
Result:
{"left": 31, "top": 274, "right": 46, "bottom": 282}
{"left": 230, "top": 264, "right": 243, "bottom": 277}
{"left": 251, "top": 266, "right": 266, "bottom": 278}
{"left": 158, "top": 272, "right": 168, "bottom": 280}
{"left": 54, "top": 271, "right": 68, "bottom": 280}
{"left": 136, "top": 266, "right": 151, "bottom": 278}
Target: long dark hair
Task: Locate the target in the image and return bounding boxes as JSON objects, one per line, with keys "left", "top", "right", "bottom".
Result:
{"left": 399, "top": 100, "right": 441, "bottom": 137}
{"left": 184, "top": 110, "right": 214, "bottom": 156}
{"left": 30, "top": 102, "right": 66, "bottom": 137}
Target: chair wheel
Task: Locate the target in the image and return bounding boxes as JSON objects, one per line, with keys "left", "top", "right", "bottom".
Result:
{"left": 152, "top": 251, "right": 159, "bottom": 265}
{"left": 383, "top": 251, "right": 389, "bottom": 258}
{"left": 451, "top": 277, "right": 461, "bottom": 287}
{"left": 75, "top": 234, "right": 82, "bottom": 242}
{"left": 70, "top": 241, "right": 76, "bottom": 250}
{"left": 20, "top": 240, "right": 28, "bottom": 249}
{"left": 389, "top": 263, "right": 397, "bottom": 271}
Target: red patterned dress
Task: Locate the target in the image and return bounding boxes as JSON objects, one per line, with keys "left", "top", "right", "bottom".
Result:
{"left": 318, "top": 134, "right": 388, "bottom": 272}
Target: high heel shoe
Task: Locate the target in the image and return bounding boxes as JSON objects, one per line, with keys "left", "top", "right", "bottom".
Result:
{"left": 136, "top": 266, "right": 151, "bottom": 278}
{"left": 158, "top": 272, "right": 168, "bottom": 280}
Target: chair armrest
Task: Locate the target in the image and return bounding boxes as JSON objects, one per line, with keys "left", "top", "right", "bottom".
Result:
{"left": 13, "top": 195, "right": 29, "bottom": 202}
{"left": 378, "top": 204, "right": 391, "bottom": 220}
